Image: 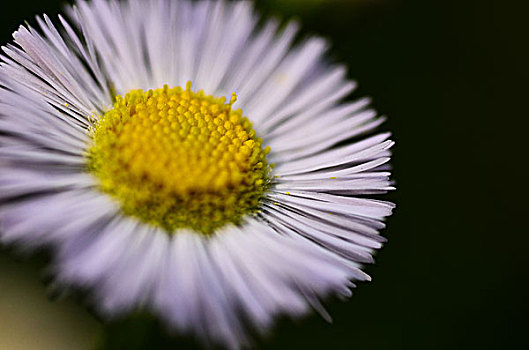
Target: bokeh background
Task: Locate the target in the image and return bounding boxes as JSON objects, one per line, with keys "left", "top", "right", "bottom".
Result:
{"left": 1, "top": 0, "right": 527, "bottom": 349}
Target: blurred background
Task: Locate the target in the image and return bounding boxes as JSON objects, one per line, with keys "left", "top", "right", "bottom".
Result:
{"left": 1, "top": 0, "right": 528, "bottom": 349}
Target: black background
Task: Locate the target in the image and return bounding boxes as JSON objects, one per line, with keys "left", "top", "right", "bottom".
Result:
{"left": 1, "top": 0, "right": 528, "bottom": 349}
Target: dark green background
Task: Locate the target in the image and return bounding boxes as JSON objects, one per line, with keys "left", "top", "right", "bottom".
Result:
{"left": 1, "top": 0, "right": 527, "bottom": 349}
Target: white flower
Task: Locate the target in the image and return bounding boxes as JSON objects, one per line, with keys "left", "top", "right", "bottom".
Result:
{"left": 0, "top": 0, "right": 395, "bottom": 348}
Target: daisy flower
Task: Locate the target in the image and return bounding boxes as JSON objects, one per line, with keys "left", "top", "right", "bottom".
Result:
{"left": 0, "top": 0, "right": 395, "bottom": 348}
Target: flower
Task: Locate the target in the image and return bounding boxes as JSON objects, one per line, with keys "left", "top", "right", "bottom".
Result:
{"left": 0, "top": 0, "right": 395, "bottom": 348}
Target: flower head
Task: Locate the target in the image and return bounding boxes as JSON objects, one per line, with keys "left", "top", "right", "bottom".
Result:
{"left": 0, "top": 0, "right": 395, "bottom": 348}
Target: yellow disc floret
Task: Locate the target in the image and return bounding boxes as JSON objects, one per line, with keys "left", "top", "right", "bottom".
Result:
{"left": 87, "top": 82, "right": 272, "bottom": 235}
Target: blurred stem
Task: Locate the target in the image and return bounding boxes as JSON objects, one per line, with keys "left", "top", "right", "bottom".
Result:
{"left": 93, "top": 313, "right": 201, "bottom": 350}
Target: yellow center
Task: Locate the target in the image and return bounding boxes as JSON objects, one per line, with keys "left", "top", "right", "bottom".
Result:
{"left": 87, "top": 82, "right": 271, "bottom": 235}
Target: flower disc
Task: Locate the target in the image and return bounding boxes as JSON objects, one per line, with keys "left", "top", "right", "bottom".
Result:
{"left": 88, "top": 82, "right": 272, "bottom": 235}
